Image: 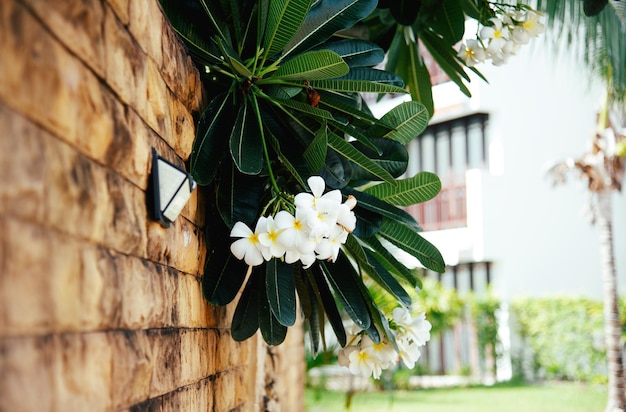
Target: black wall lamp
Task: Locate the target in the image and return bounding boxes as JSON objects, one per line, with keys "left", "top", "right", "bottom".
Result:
{"left": 149, "top": 148, "right": 196, "bottom": 228}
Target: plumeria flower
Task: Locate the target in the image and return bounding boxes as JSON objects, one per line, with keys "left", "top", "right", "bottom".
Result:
{"left": 275, "top": 209, "right": 316, "bottom": 263}
{"left": 229, "top": 221, "right": 264, "bottom": 266}
{"left": 348, "top": 346, "right": 384, "bottom": 379}
{"left": 396, "top": 336, "right": 422, "bottom": 369}
{"left": 257, "top": 215, "right": 285, "bottom": 260}
{"left": 315, "top": 224, "right": 348, "bottom": 262}
{"left": 360, "top": 336, "right": 398, "bottom": 369}
{"left": 480, "top": 18, "right": 509, "bottom": 53}
{"left": 457, "top": 39, "right": 486, "bottom": 67}
{"left": 294, "top": 176, "right": 341, "bottom": 211}
{"left": 337, "top": 195, "right": 357, "bottom": 233}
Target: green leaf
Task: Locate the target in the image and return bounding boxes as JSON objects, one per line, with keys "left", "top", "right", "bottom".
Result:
{"left": 365, "top": 172, "right": 441, "bottom": 206}
{"left": 216, "top": 37, "right": 253, "bottom": 78}
{"left": 267, "top": 97, "right": 335, "bottom": 121}
{"left": 313, "top": 39, "right": 385, "bottom": 67}
{"left": 231, "top": 270, "right": 260, "bottom": 341}
{"left": 378, "top": 101, "right": 429, "bottom": 144}
{"left": 263, "top": 0, "right": 312, "bottom": 58}
{"left": 283, "top": 0, "right": 378, "bottom": 57}
{"left": 190, "top": 93, "right": 232, "bottom": 185}
{"left": 271, "top": 50, "right": 349, "bottom": 80}
{"left": 428, "top": 0, "right": 466, "bottom": 44}
{"left": 348, "top": 138, "right": 409, "bottom": 184}
{"left": 379, "top": 218, "right": 446, "bottom": 273}
{"left": 319, "top": 93, "right": 392, "bottom": 131}
{"left": 389, "top": 29, "right": 434, "bottom": 119}
{"left": 229, "top": 97, "right": 263, "bottom": 175}
{"left": 258, "top": 271, "right": 288, "bottom": 345}
{"left": 202, "top": 247, "right": 249, "bottom": 305}
{"left": 303, "top": 124, "right": 328, "bottom": 173}
{"left": 330, "top": 121, "right": 381, "bottom": 155}
{"left": 364, "top": 249, "right": 412, "bottom": 307}
{"left": 301, "top": 78, "right": 408, "bottom": 94}
{"left": 196, "top": 0, "right": 231, "bottom": 42}
{"left": 361, "top": 235, "right": 420, "bottom": 287}
{"left": 419, "top": 28, "right": 472, "bottom": 97}
{"left": 160, "top": 0, "right": 224, "bottom": 67}
{"left": 344, "top": 187, "right": 422, "bottom": 232}
{"left": 307, "top": 266, "right": 346, "bottom": 347}
{"left": 266, "top": 258, "right": 297, "bottom": 326}
{"left": 216, "top": 163, "right": 267, "bottom": 228}
{"left": 327, "top": 132, "right": 396, "bottom": 184}
{"left": 320, "top": 256, "right": 372, "bottom": 330}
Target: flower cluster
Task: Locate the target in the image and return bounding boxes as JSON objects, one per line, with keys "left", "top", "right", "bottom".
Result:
{"left": 338, "top": 307, "right": 432, "bottom": 379}
{"left": 229, "top": 176, "right": 357, "bottom": 268}
{"left": 457, "top": 7, "right": 544, "bottom": 67}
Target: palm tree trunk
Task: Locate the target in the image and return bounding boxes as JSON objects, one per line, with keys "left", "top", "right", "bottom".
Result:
{"left": 596, "top": 189, "right": 626, "bottom": 412}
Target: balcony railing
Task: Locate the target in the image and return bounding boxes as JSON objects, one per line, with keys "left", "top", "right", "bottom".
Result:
{"left": 406, "top": 181, "right": 467, "bottom": 231}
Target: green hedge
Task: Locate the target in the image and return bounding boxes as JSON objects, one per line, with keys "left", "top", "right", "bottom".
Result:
{"left": 511, "top": 297, "right": 607, "bottom": 382}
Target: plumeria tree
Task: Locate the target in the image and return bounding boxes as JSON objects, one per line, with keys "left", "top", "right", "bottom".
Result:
{"left": 160, "top": 0, "right": 544, "bottom": 380}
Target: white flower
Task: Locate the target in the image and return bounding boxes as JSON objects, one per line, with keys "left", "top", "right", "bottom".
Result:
{"left": 396, "top": 336, "right": 422, "bottom": 369}
{"left": 315, "top": 224, "right": 348, "bottom": 262}
{"left": 457, "top": 39, "right": 486, "bottom": 67}
{"left": 521, "top": 10, "right": 544, "bottom": 38}
{"left": 230, "top": 221, "right": 264, "bottom": 266}
{"left": 257, "top": 215, "right": 285, "bottom": 260}
{"left": 480, "top": 18, "right": 509, "bottom": 53}
{"left": 361, "top": 336, "right": 398, "bottom": 369}
{"left": 337, "top": 195, "right": 357, "bottom": 233}
{"left": 338, "top": 345, "right": 358, "bottom": 367}
{"left": 348, "top": 346, "right": 384, "bottom": 379}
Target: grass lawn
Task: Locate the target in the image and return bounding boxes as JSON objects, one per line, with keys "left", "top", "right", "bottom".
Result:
{"left": 306, "top": 381, "right": 607, "bottom": 412}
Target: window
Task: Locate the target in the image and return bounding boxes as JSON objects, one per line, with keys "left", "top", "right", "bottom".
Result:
{"left": 405, "top": 113, "right": 489, "bottom": 230}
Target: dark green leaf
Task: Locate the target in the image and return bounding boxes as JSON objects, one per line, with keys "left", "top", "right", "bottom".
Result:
{"left": 419, "top": 28, "right": 472, "bottom": 97}
{"left": 266, "top": 258, "right": 297, "bottom": 326}
{"left": 231, "top": 270, "right": 260, "bottom": 341}
{"left": 307, "top": 266, "right": 347, "bottom": 347}
{"left": 258, "top": 271, "right": 289, "bottom": 345}
{"left": 364, "top": 249, "right": 413, "bottom": 307}
{"left": 190, "top": 93, "right": 233, "bottom": 185}
{"left": 263, "top": 0, "right": 312, "bottom": 58}
{"left": 379, "top": 218, "right": 446, "bottom": 272}
{"left": 271, "top": 50, "right": 349, "bottom": 80}
{"left": 361, "top": 235, "right": 420, "bottom": 287}
{"left": 284, "top": 0, "right": 378, "bottom": 56}
{"left": 216, "top": 162, "right": 267, "bottom": 228}
{"left": 303, "top": 124, "right": 328, "bottom": 173}
{"left": 313, "top": 39, "right": 385, "bottom": 67}
{"left": 320, "top": 255, "right": 372, "bottom": 330}
{"left": 327, "top": 132, "right": 396, "bottom": 184}
{"left": 348, "top": 138, "right": 408, "bottom": 184}
{"left": 229, "top": 97, "right": 263, "bottom": 174}
{"left": 428, "top": 0, "right": 466, "bottom": 44}
{"left": 202, "top": 246, "right": 249, "bottom": 305}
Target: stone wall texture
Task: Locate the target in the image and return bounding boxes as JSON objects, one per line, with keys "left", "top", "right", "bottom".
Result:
{"left": 0, "top": 1, "right": 305, "bottom": 410}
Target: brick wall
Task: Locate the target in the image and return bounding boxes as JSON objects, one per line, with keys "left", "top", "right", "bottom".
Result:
{"left": 0, "top": 1, "right": 305, "bottom": 410}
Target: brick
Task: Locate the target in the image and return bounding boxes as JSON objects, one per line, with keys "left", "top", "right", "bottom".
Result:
{"left": 104, "top": 4, "right": 147, "bottom": 114}
{"left": 0, "top": 105, "right": 46, "bottom": 222}
{"left": 22, "top": 0, "right": 106, "bottom": 78}
{"left": 52, "top": 333, "right": 114, "bottom": 411}
{"left": 0, "top": 336, "right": 56, "bottom": 411}
{"left": 129, "top": 0, "right": 164, "bottom": 67}
{"left": 145, "top": 57, "right": 174, "bottom": 145}
{"left": 0, "top": 218, "right": 54, "bottom": 334}
{"left": 146, "top": 216, "right": 205, "bottom": 276}
{"left": 160, "top": 19, "right": 203, "bottom": 115}
{"left": 109, "top": 331, "right": 154, "bottom": 408}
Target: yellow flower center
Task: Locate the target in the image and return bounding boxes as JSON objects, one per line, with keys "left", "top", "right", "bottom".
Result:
{"left": 250, "top": 233, "right": 259, "bottom": 244}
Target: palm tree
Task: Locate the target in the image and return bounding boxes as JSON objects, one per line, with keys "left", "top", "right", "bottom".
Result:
{"left": 536, "top": 1, "right": 626, "bottom": 410}
{"left": 546, "top": 97, "right": 626, "bottom": 411}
